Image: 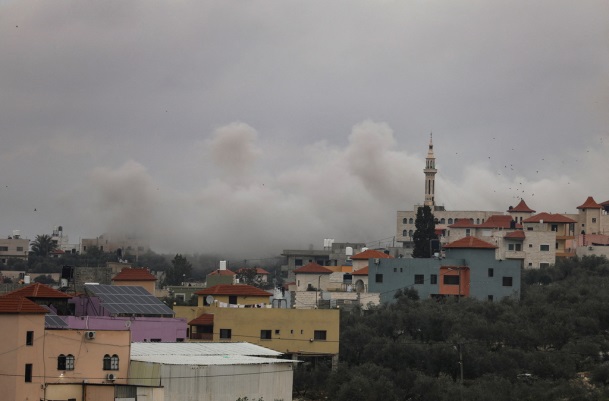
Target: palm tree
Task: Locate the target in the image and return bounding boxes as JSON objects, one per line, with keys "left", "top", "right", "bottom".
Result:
{"left": 30, "top": 234, "right": 57, "bottom": 257}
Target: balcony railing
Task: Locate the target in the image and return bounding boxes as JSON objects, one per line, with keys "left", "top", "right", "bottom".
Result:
{"left": 190, "top": 333, "right": 213, "bottom": 341}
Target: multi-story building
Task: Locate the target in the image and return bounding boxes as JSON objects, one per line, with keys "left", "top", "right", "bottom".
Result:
{"left": 0, "top": 231, "right": 29, "bottom": 265}
{"left": 396, "top": 136, "right": 502, "bottom": 249}
{"left": 174, "top": 284, "right": 340, "bottom": 366}
{"left": 80, "top": 233, "right": 149, "bottom": 256}
{"left": 368, "top": 236, "right": 521, "bottom": 303}
{"left": 281, "top": 240, "right": 367, "bottom": 280}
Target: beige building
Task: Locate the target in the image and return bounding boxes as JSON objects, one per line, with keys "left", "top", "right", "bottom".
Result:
{"left": 0, "top": 296, "right": 155, "bottom": 401}
{"left": 0, "top": 233, "right": 29, "bottom": 264}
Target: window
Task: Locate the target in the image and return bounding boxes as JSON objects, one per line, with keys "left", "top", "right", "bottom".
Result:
{"left": 400, "top": 268, "right": 403, "bottom": 273}
{"left": 103, "top": 354, "right": 119, "bottom": 370}
{"left": 219, "top": 329, "right": 232, "bottom": 339}
{"left": 448, "top": 218, "right": 454, "bottom": 224}
{"left": 465, "top": 229, "right": 471, "bottom": 237}
{"left": 275, "top": 329, "right": 280, "bottom": 335}
{"left": 409, "top": 218, "right": 414, "bottom": 224}
{"left": 527, "top": 227, "right": 533, "bottom": 231}
{"left": 488, "top": 268, "right": 494, "bottom": 277}
{"left": 440, "top": 218, "right": 445, "bottom": 224}
{"left": 393, "top": 268, "right": 397, "bottom": 272}
{"left": 502, "top": 277, "right": 513, "bottom": 287}
{"left": 260, "top": 330, "right": 272, "bottom": 340}
{"left": 443, "top": 275, "right": 460, "bottom": 285}
{"left": 25, "top": 364, "right": 32, "bottom": 382}
{"left": 508, "top": 244, "right": 514, "bottom": 251}
{"left": 295, "top": 259, "right": 303, "bottom": 266}
{"left": 228, "top": 295, "right": 237, "bottom": 305}
{"left": 375, "top": 274, "right": 383, "bottom": 283}
{"left": 528, "top": 263, "right": 532, "bottom": 267}
{"left": 551, "top": 224, "right": 558, "bottom": 232}
{"left": 592, "top": 218, "right": 597, "bottom": 223}
{"left": 26, "top": 331, "right": 34, "bottom": 346}
{"left": 414, "top": 274, "right": 424, "bottom": 284}
{"left": 17, "top": 246, "right": 23, "bottom": 252}
{"left": 314, "top": 330, "right": 327, "bottom": 340}
{"left": 402, "top": 230, "right": 407, "bottom": 237}
{"left": 0, "top": 246, "right": 8, "bottom": 251}
{"left": 408, "top": 230, "right": 413, "bottom": 237}
{"left": 58, "top": 354, "right": 75, "bottom": 371}
{"left": 488, "top": 295, "right": 494, "bottom": 301}
{"left": 476, "top": 218, "right": 480, "bottom": 224}
{"left": 402, "top": 218, "right": 407, "bottom": 224}
{"left": 529, "top": 244, "right": 533, "bottom": 248}
{"left": 540, "top": 245, "right": 550, "bottom": 251}
{"left": 430, "top": 274, "right": 437, "bottom": 285}
{"left": 540, "top": 263, "right": 550, "bottom": 268}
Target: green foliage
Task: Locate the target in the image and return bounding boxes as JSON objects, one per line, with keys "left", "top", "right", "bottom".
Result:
{"left": 33, "top": 274, "right": 56, "bottom": 285}
{"left": 162, "top": 254, "right": 193, "bottom": 286}
{"left": 30, "top": 234, "right": 57, "bottom": 257}
{"left": 411, "top": 205, "right": 437, "bottom": 258}
{"left": 297, "top": 255, "right": 609, "bottom": 400}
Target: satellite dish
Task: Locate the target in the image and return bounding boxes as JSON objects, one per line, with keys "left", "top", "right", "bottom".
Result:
{"left": 206, "top": 295, "right": 215, "bottom": 305}
{"left": 125, "top": 320, "right": 131, "bottom": 328}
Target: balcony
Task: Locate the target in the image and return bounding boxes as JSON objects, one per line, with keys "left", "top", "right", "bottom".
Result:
{"left": 190, "top": 333, "right": 214, "bottom": 341}
{"left": 505, "top": 251, "right": 525, "bottom": 259}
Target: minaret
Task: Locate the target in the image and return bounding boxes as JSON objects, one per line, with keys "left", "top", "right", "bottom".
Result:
{"left": 424, "top": 133, "right": 437, "bottom": 208}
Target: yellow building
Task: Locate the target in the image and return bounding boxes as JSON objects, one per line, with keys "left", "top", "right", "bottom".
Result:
{"left": 175, "top": 284, "right": 340, "bottom": 365}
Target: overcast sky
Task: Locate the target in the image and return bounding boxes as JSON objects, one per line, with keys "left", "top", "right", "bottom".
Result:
{"left": 1, "top": 1, "right": 607, "bottom": 258}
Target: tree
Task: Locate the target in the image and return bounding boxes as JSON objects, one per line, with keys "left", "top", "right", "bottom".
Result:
{"left": 30, "top": 234, "right": 57, "bottom": 257}
{"left": 163, "top": 254, "right": 193, "bottom": 286}
{"left": 411, "top": 205, "right": 438, "bottom": 258}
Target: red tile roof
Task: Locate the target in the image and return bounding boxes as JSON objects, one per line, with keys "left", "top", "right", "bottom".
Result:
{"left": 351, "top": 249, "right": 392, "bottom": 260}
{"left": 448, "top": 219, "right": 477, "bottom": 228}
{"left": 208, "top": 269, "right": 236, "bottom": 276}
{"left": 577, "top": 196, "right": 602, "bottom": 209}
{"left": 352, "top": 266, "right": 369, "bottom": 276}
{"left": 504, "top": 231, "right": 526, "bottom": 240}
{"left": 1, "top": 283, "right": 72, "bottom": 299}
{"left": 112, "top": 268, "right": 157, "bottom": 281}
{"left": 293, "top": 262, "right": 333, "bottom": 274}
{"left": 188, "top": 313, "right": 214, "bottom": 326}
{"left": 0, "top": 296, "right": 49, "bottom": 314}
{"left": 195, "top": 284, "right": 272, "bottom": 297}
{"left": 522, "top": 212, "right": 577, "bottom": 224}
{"left": 508, "top": 199, "right": 535, "bottom": 213}
{"left": 443, "top": 236, "right": 498, "bottom": 249}
{"left": 477, "top": 215, "right": 519, "bottom": 229}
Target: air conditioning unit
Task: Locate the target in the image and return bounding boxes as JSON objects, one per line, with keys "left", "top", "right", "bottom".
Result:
{"left": 84, "top": 331, "right": 96, "bottom": 340}
{"left": 106, "top": 373, "right": 116, "bottom": 381}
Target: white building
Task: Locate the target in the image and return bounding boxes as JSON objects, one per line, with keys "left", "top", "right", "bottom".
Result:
{"left": 128, "top": 342, "right": 297, "bottom": 401}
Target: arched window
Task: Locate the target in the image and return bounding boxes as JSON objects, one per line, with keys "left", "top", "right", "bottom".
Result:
{"left": 103, "top": 354, "right": 119, "bottom": 370}
{"left": 440, "top": 218, "right": 446, "bottom": 224}
{"left": 409, "top": 218, "right": 414, "bottom": 224}
{"left": 408, "top": 230, "right": 414, "bottom": 237}
{"left": 448, "top": 218, "right": 453, "bottom": 224}
{"left": 58, "top": 354, "right": 75, "bottom": 371}
{"left": 402, "top": 218, "right": 407, "bottom": 224}
{"left": 476, "top": 218, "right": 480, "bottom": 224}
{"left": 403, "top": 230, "right": 407, "bottom": 237}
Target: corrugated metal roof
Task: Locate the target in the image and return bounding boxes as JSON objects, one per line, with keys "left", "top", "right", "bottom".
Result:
{"left": 131, "top": 341, "right": 282, "bottom": 357}
{"left": 131, "top": 354, "right": 294, "bottom": 366}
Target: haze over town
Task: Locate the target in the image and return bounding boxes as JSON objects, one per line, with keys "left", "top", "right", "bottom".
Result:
{"left": 1, "top": 1, "right": 607, "bottom": 257}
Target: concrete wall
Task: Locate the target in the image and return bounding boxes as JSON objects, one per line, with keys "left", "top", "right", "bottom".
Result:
{"left": 64, "top": 315, "right": 187, "bottom": 342}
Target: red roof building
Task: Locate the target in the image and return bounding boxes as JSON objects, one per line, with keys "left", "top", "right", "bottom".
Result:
{"left": 577, "top": 196, "right": 603, "bottom": 209}
{"left": 293, "top": 262, "right": 333, "bottom": 274}
{"left": 195, "top": 284, "right": 272, "bottom": 297}
{"left": 0, "top": 296, "right": 49, "bottom": 314}
{"left": 477, "top": 215, "right": 519, "bottom": 229}
{"left": 508, "top": 199, "right": 536, "bottom": 213}
{"left": 112, "top": 268, "right": 157, "bottom": 281}
{"left": 504, "top": 231, "right": 526, "bottom": 240}
{"left": 352, "top": 266, "right": 369, "bottom": 276}
{"left": 522, "top": 212, "right": 577, "bottom": 224}
{"left": 351, "top": 249, "right": 392, "bottom": 260}
{"left": 1, "top": 283, "right": 72, "bottom": 299}
{"left": 443, "top": 236, "right": 498, "bottom": 249}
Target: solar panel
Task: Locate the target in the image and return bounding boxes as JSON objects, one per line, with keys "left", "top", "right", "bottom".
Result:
{"left": 45, "top": 314, "right": 68, "bottom": 329}
{"left": 85, "top": 284, "right": 175, "bottom": 317}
